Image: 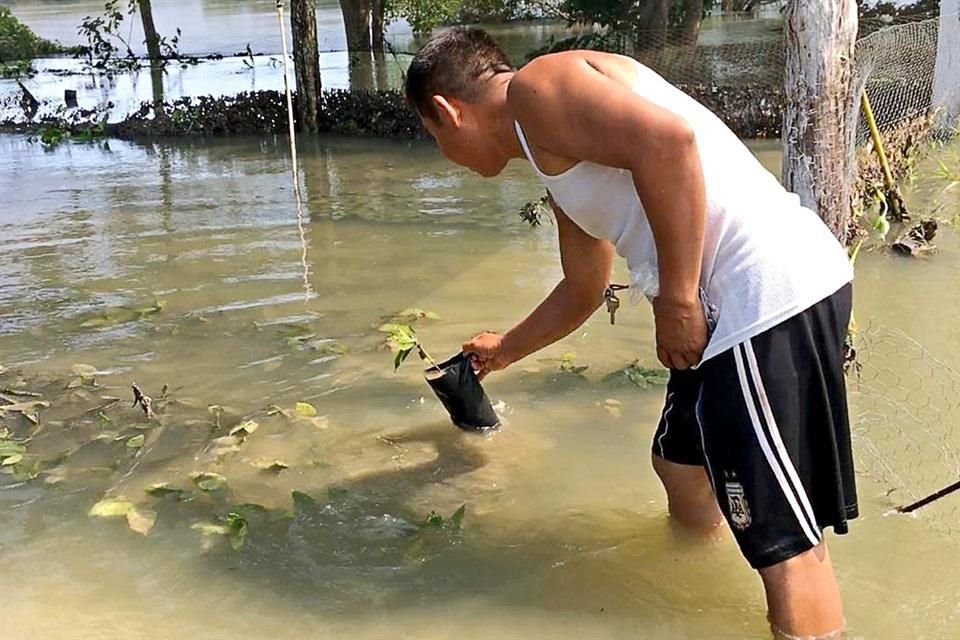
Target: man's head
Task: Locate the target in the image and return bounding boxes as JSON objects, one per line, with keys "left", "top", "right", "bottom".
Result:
{"left": 405, "top": 27, "right": 514, "bottom": 176}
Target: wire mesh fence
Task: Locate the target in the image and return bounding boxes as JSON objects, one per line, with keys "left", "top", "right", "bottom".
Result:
{"left": 848, "top": 323, "right": 960, "bottom": 541}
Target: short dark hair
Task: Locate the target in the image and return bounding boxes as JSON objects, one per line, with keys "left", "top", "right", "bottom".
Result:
{"left": 405, "top": 27, "right": 513, "bottom": 121}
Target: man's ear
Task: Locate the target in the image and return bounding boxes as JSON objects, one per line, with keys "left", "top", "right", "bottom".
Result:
{"left": 431, "top": 95, "right": 462, "bottom": 128}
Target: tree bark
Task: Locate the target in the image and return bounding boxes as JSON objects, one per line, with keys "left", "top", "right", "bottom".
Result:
{"left": 782, "top": 0, "right": 859, "bottom": 243}
{"left": 681, "top": 0, "right": 704, "bottom": 46}
{"left": 292, "top": 0, "right": 321, "bottom": 133}
{"left": 635, "top": 0, "right": 671, "bottom": 51}
{"left": 339, "top": 0, "right": 372, "bottom": 52}
{"left": 933, "top": 0, "right": 960, "bottom": 134}
{"left": 371, "top": 0, "right": 385, "bottom": 52}
{"left": 137, "top": 0, "right": 162, "bottom": 62}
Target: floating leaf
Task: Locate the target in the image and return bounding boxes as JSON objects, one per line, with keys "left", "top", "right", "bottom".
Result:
{"left": 266, "top": 404, "right": 292, "bottom": 418}
{"left": 71, "top": 364, "right": 98, "bottom": 379}
{"left": 191, "top": 472, "right": 227, "bottom": 492}
{"left": 422, "top": 511, "right": 444, "bottom": 528}
{"left": 0, "top": 400, "right": 50, "bottom": 414}
{"left": 1, "top": 453, "right": 23, "bottom": 466}
{"left": 292, "top": 490, "right": 316, "bottom": 514}
{"left": 0, "top": 441, "right": 27, "bottom": 461}
{"left": 126, "top": 508, "right": 157, "bottom": 535}
{"left": 252, "top": 459, "right": 288, "bottom": 473}
{"left": 295, "top": 402, "right": 317, "bottom": 417}
{"left": 209, "top": 435, "right": 243, "bottom": 457}
{"left": 446, "top": 504, "right": 466, "bottom": 531}
{"left": 145, "top": 483, "right": 187, "bottom": 499}
{"left": 191, "top": 522, "right": 229, "bottom": 536}
{"left": 229, "top": 420, "right": 259, "bottom": 437}
{"left": 276, "top": 323, "right": 314, "bottom": 338}
{"left": 318, "top": 342, "right": 348, "bottom": 356}
{"left": 126, "top": 434, "right": 145, "bottom": 449}
{"left": 89, "top": 497, "right": 134, "bottom": 518}
{"left": 225, "top": 512, "right": 248, "bottom": 550}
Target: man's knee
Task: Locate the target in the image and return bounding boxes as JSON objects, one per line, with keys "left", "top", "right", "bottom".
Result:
{"left": 652, "top": 453, "right": 724, "bottom": 530}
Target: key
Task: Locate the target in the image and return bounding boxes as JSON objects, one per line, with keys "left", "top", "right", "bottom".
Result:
{"left": 606, "top": 294, "right": 620, "bottom": 325}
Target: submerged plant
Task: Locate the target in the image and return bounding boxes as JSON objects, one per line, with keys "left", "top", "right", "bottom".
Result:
{"left": 602, "top": 361, "right": 670, "bottom": 389}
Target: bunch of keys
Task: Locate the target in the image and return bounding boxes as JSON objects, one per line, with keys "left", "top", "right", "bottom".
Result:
{"left": 603, "top": 284, "right": 629, "bottom": 325}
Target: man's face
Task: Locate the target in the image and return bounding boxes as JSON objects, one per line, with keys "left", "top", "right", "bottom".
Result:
{"left": 421, "top": 101, "right": 507, "bottom": 178}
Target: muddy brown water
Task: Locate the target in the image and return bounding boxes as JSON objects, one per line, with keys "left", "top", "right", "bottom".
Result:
{"left": 0, "top": 133, "right": 959, "bottom": 639}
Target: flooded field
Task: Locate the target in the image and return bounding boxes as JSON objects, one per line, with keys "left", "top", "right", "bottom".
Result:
{"left": 1, "top": 132, "right": 959, "bottom": 639}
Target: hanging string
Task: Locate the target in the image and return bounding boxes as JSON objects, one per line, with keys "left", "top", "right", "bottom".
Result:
{"left": 275, "top": 0, "right": 313, "bottom": 302}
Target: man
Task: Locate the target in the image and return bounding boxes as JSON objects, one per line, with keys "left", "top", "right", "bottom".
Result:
{"left": 405, "top": 27, "right": 857, "bottom": 639}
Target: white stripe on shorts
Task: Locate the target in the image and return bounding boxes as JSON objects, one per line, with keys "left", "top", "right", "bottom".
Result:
{"left": 743, "top": 340, "right": 821, "bottom": 540}
{"left": 733, "top": 342, "right": 821, "bottom": 547}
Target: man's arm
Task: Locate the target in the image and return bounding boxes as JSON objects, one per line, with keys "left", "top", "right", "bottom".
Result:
{"left": 464, "top": 202, "right": 614, "bottom": 377}
{"left": 507, "top": 54, "right": 708, "bottom": 369}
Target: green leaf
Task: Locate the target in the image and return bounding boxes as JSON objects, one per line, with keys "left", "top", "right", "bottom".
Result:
{"left": 126, "top": 508, "right": 157, "bottom": 535}
{"left": 126, "top": 434, "right": 145, "bottom": 449}
{"left": 225, "top": 512, "right": 248, "bottom": 550}
{"left": 145, "top": 483, "right": 187, "bottom": 499}
{"left": 292, "top": 490, "right": 316, "bottom": 514}
{"left": 229, "top": 420, "right": 259, "bottom": 437}
{"left": 422, "top": 511, "right": 443, "bottom": 528}
{"left": 191, "top": 472, "right": 227, "bottom": 492}
{"left": 89, "top": 497, "right": 134, "bottom": 518}
{"left": 1, "top": 453, "right": 23, "bottom": 466}
{"left": 446, "top": 504, "right": 466, "bottom": 531}
{"left": 394, "top": 347, "right": 414, "bottom": 371}
{"left": 0, "top": 441, "right": 26, "bottom": 458}
{"left": 295, "top": 402, "right": 317, "bottom": 417}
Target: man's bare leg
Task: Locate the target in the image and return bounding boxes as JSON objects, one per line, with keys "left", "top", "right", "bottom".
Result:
{"left": 761, "top": 541, "right": 845, "bottom": 639}
{"left": 654, "top": 454, "right": 844, "bottom": 638}
{"left": 652, "top": 453, "right": 724, "bottom": 530}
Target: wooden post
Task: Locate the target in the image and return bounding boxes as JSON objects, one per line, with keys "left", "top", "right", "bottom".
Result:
{"left": 137, "top": 0, "right": 162, "bottom": 62}
{"left": 782, "top": 0, "right": 859, "bottom": 242}
{"left": 291, "top": 0, "right": 321, "bottom": 133}
{"left": 933, "top": 0, "right": 960, "bottom": 134}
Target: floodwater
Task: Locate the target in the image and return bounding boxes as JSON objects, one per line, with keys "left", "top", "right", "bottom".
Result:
{"left": 1, "top": 132, "right": 959, "bottom": 639}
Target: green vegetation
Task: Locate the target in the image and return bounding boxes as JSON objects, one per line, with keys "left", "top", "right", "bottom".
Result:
{"left": 0, "top": 6, "right": 71, "bottom": 62}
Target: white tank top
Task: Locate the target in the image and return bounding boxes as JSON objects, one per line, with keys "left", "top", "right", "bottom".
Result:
{"left": 514, "top": 60, "right": 853, "bottom": 364}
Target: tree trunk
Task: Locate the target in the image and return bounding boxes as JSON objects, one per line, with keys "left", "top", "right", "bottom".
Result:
{"left": 339, "top": 0, "right": 372, "bottom": 52}
{"left": 635, "top": 0, "right": 671, "bottom": 51}
{"left": 782, "top": 0, "right": 859, "bottom": 243}
{"left": 292, "top": 0, "right": 321, "bottom": 133}
{"left": 681, "top": 0, "right": 704, "bottom": 46}
{"left": 138, "top": 0, "right": 162, "bottom": 62}
{"left": 933, "top": 0, "right": 960, "bottom": 134}
{"left": 371, "top": 0, "right": 385, "bottom": 52}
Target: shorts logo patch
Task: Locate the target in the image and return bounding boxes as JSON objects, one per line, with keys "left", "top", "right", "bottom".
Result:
{"left": 725, "top": 479, "right": 752, "bottom": 530}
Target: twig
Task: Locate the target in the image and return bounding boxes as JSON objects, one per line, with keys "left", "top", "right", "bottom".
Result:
{"left": 2, "top": 387, "right": 42, "bottom": 398}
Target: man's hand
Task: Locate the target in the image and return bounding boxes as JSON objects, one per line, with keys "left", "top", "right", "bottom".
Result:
{"left": 653, "top": 295, "right": 707, "bottom": 370}
{"left": 463, "top": 332, "right": 511, "bottom": 381}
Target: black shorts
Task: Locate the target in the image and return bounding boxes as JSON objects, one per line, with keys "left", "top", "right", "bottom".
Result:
{"left": 652, "top": 284, "right": 858, "bottom": 569}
